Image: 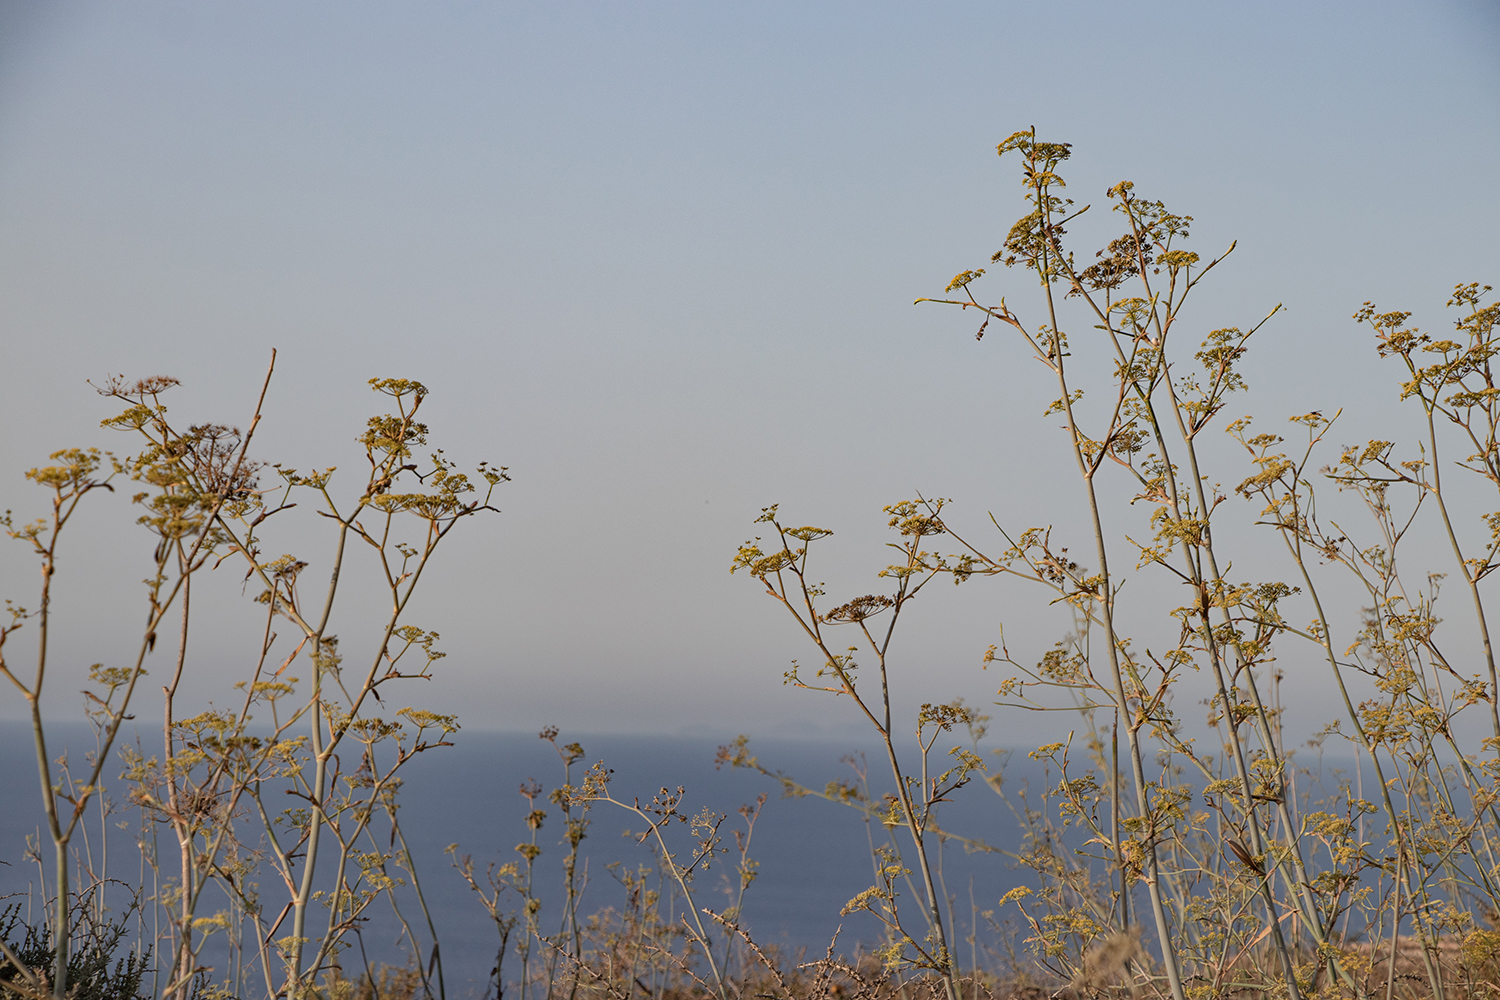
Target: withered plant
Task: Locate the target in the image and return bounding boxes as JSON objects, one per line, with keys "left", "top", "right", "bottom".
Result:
{"left": 2, "top": 358, "right": 506, "bottom": 1000}
{"left": 731, "top": 130, "right": 1500, "bottom": 1000}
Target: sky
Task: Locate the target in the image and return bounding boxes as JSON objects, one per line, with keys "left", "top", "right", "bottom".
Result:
{"left": 1, "top": 1, "right": 1498, "bottom": 747}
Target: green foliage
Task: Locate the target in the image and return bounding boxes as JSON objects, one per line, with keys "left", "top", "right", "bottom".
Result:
{"left": 0, "top": 902, "right": 150, "bottom": 1000}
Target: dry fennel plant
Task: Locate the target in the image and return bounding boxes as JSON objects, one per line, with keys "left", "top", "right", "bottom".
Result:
{"left": 3, "top": 361, "right": 506, "bottom": 1000}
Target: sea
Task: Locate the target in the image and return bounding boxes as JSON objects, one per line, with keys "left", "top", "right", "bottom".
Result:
{"left": 1, "top": 722, "right": 1055, "bottom": 997}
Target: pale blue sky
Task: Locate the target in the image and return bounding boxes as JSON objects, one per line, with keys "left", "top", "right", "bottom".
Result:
{"left": 1, "top": 2, "right": 1497, "bottom": 740}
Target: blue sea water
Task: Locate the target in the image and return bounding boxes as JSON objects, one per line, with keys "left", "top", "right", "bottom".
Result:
{"left": 1, "top": 722, "right": 1049, "bottom": 997}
